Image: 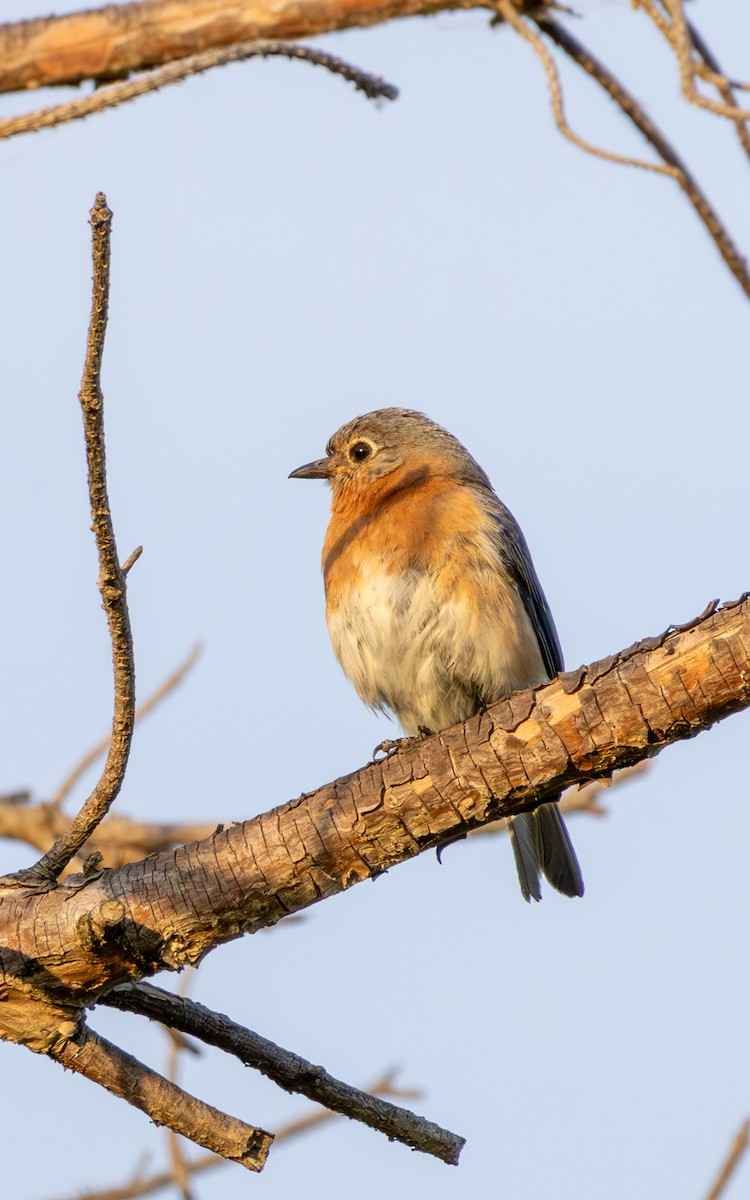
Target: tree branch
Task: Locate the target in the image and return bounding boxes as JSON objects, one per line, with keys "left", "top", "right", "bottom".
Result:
{"left": 703, "top": 1118, "right": 750, "bottom": 1200}
{"left": 0, "top": 798, "right": 216, "bottom": 868}
{"left": 19, "top": 196, "right": 134, "bottom": 888}
{"left": 20, "top": 195, "right": 138, "bottom": 884}
{"left": 0, "top": 41, "right": 397, "bottom": 142}
{"left": 683, "top": 14, "right": 750, "bottom": 164}
{"left": 48, "top": 1071, "right": 422, "bottom": 1200}
{"left": 52, "top": 644, "right": 203, "bottom": 812}
{"left": 0, "top": 0, "right": 483, "bottom": 94}
{"left": 102, "top": 981, "right": 465, "bottom": 1164}
{"left": 50, "top": 1025, "right": 273, "bottom": 1171}
{"left": 534, "top": 17, "right": 750, "bottom": 302}
{"left": 1, "top": 596, "right": 748, "bottom": 1003}
{"left": 496, "top": 1, "right": 679, "bottom": 179}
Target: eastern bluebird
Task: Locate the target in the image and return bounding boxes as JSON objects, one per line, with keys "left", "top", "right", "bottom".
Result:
{"left": 290, "top": 408, "right": 583, "bottom": 902}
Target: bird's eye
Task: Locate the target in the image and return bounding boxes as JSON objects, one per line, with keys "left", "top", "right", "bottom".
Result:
{"left": 349, "top": 441, "right": 373, "bottom": 463}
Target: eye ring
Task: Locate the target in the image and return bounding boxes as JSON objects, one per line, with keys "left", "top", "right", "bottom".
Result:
{"left": 348, "top": 441, "right": 373, "bottom": 463}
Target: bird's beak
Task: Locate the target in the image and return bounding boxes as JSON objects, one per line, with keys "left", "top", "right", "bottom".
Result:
{"left": 289, "top": 457, "right": 332, "bottom": 480}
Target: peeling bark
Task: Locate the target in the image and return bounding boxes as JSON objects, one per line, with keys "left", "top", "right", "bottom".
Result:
{"left": 1, "top": 596, "right": 748, "bottom": 1046}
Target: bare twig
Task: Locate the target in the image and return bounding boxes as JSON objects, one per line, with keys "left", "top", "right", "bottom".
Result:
{"left": 50, "top": 1025, "right": 273, "bottom": 1171}
{"left": 636, "top": 0, "right": 750, "bottom": 126}
{"left": 163, "top": 971, "right": 197, "bottom": 1200}
{"left": 165, "top": 1044, "right": 195, "bottom": 1200}
{"left": 52, "top": 643, "right": 203, "bottom": 811}
{"left": 22, "top": 195, "right": 137, "bottom": 883}
{"left": 683, "top": 15, "right": 750, "bottom": 164}
{"left": 0, "top": 40, "right": 397, "bottom": 142}
{"left": 703, "top": 1119, "right": 750, "bottom": 1200}
{"left": 495, "top": 0, "right": 678, "bottom": 179}
{"left": 662, "top": 0, "right": 750, "bottom": 122}
{"left": 121, "top": 546, "right": 143, "bottom": 575}
{"left": 49, "top": 1071, "right": 421, "bottom": 1200}
{"left": 534, "top": 18, "right": 750, "bottom": 302}
{"left": 102, "top": 981, "right": 465, "bottom": 1165}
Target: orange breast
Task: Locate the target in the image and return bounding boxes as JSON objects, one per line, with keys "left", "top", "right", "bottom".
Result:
{"left": 323, "top": 472, "right": 488, "bottom": 611}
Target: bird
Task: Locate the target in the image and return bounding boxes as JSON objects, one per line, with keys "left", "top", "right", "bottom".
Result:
{"left": 290, "top": 407, "right": 583, "bottom": 902}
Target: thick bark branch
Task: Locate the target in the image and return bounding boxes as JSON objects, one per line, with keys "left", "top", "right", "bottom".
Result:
{"left": 0, "top": 0, "right": 485, "bottom": 94}
{"left": 1, "top": 595, "right": 748, "bottom": 1015}
{"left": 1, "top": 597, "right": 747, "bottom": 1170}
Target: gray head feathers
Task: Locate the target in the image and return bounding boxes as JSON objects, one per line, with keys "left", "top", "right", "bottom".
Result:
{"left": 326, "top": 407, "right": 493, "bottom": 490}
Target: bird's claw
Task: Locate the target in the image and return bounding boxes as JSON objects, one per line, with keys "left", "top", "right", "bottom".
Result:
{"left": 435, "top": 829, "right": 468, "bottom": 863}
{"left": 371, "top": 727, "right": 435, "bottom": 761}
{"left": 372, "top": 738, "right": 405, "bottom": 760}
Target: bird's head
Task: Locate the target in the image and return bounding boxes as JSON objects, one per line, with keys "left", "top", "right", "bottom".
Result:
{"left": 289, "top": 408, "right": 490, "bottom": 501}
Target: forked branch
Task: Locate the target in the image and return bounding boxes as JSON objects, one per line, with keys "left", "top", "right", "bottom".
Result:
{"left": 533, "top": 17, "right": 750, "bottom": 302}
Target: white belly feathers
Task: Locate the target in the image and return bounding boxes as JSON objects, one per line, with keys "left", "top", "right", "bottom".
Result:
{"left": 326, "top": 559, "right": 547, "bottom": 737}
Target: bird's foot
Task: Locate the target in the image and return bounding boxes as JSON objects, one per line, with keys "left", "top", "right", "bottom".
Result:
{"left": 371, "top": 726, "right": 434, "bottom": 761}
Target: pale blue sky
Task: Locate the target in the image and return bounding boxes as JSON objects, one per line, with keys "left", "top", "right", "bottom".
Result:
{"left": 1, "top": 2, "right": 749, "bottom": 1197}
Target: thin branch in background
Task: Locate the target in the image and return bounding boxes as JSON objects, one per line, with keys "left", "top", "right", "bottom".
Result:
{"left": 102, "top": 981, "right": 465, "bottom": 1165}
{"left": 0, "top": 793, "right": 218, "bottom": 868}
{"left": 50, "top": 1071, "right": 422, "bottom": 1200}
{"left": 50, "top": 1025, "right": 273, "bottom": 1171}
{"left": 164, "top": 971, "right": 198, "bottom": 1200}
{"left": 494, "top": 0, "right": 680, "bottom": 179}
{"left": 0, "top": 40, "right": 397, "bottom": 142}
{"left": 683, "top": 14, "right": 750, "bottom": 164}
{"left": 534, "top": 18, "right": 750, "bottom": 302}
{"left": 636, "top": 0, "right": 750, "bottom": 127}
{"left": 52, "top": 643, "right": 203, "bottom": 811}
{"left": 16, "top": 195, "right": 137, "bottom": 884}
{"left": 662, "top": 0, "right": 750, "bottom": 122}
{"left": 703, "top": 1119, "right": 750, "bottom": 1200}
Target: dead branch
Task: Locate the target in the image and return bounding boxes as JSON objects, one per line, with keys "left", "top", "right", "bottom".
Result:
{"left": 703, "top": 1119, "right": 750, "bottom": 1200}
{"left": 53, "top": 645, "right": 203, "bottom": 812}
{"left": 50, "top": 1072, "right": 422, "bottom": 1200}
{"left": 50, "top": 1025, "right": 273, "bottom": 1171}
{"left": 0, "top": 798, "right": 216, "bottom": 868}
{"left": 1, "top": 596, "right": 748, "bottom": 999}
{"left": 534, "top": 18, "right": 750, "bottom": 302}
{"left": 661, "top": 0, "right": 750, "bottom": 122}
{"left": 21, "top": 196, "right": 137, "bottom": 885}
{"left": 102, "top": 982, "right": 465, "bottom": 1165}
{"left": 1, "top": 3, "right": 748, "bottom": 301}
{"left": 0, "top": 41, "right": 397, "bottom": 141}
{"left": 1, "top": 598, "right": 748, "bottom": 1170}
{"left": 495, "top": 1, "right": 678, "bottom": 179}
{"left": 162, "top": 971, "right": 198, "bottom": 1200}
{"left": 0, "top": 0, "right": 478, "bottom": 94}
{"left": 685, "top": 16, "right": 750, "bottom": 163}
